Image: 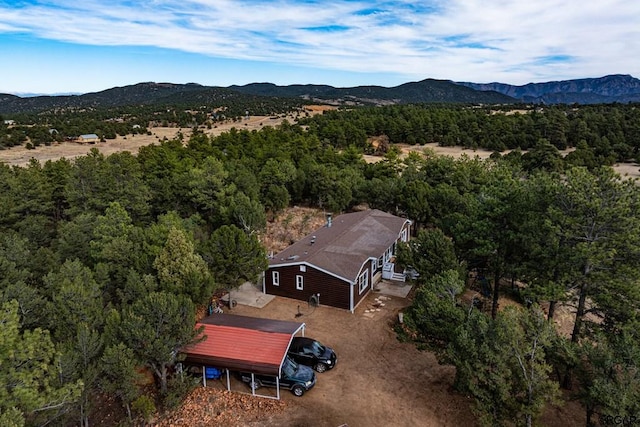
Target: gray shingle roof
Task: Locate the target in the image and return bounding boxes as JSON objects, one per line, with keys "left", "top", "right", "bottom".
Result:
{"left": 269, "top": 209, "right": 410, "bottom": 283}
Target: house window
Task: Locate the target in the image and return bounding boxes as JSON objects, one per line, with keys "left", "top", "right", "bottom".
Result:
{"left": 378, "top": 256, "right": 383, "bottom": 268}
{"left": 272, "top": 271, "right": 280, "bottom": 286}
{"left": 300, "top": 265, "right": 306, "bottom": 272}
{"left": 384, "top": 247, "right": 392, "bottom": 263}
{"left": 371, "top": 259, "right": 377, "bottom": 272}
{"left": 358, "top": 270, "right": 369, "bottom": 294}
{"left": 296, "top": 275, "right": 304, "bottom": 290}
{"left": 401, "top": 228, "right": 408, "bottom": 242}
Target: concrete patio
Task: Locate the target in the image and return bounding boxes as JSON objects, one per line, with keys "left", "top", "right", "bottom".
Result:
{"left": 373, "top": 279, "right": 414, "bottom": 298}
{"left": 225, "top": 282, "right": 275, "bottom": 309}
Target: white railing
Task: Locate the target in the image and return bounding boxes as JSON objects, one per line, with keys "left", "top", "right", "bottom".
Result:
{"left": 390, "top": 272, "right": 406, "bottom": 282}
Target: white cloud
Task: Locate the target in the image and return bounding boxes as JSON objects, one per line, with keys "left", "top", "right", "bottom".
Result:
{"left": 1, "top": 0, "right": 638, "bottom": 85}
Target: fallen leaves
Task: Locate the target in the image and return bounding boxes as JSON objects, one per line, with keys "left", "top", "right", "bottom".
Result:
{"left": 155, "top": 387, "right": 286, "bottom": 427}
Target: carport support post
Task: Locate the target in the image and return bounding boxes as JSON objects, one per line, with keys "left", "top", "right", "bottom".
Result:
{"left": 276, "top": 376, "right": 280, "bottom": 400}
{"left": 226, "top": 369, "right": 231, "bottom": 391}
{"left": 202, "top": 365, "right": 206, "bottom": 387}
{"left": 251, "top": 373, "right": 256, "bottom": 396}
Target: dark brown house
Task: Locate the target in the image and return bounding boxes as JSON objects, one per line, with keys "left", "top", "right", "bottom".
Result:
{"left": 263, "top": 209, "right": 412, "bottom": 312}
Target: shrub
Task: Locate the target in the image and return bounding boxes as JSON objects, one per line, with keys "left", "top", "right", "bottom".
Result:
{"left": 132, "top": 395, "right": 156, "bottom": 426}
{"left": 161, "top": 375, "right": 199, "bottom": 411}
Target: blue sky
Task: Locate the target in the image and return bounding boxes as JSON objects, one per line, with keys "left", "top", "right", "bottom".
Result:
{"left": 1, "top": 0, "right": 639, "bottom": 95}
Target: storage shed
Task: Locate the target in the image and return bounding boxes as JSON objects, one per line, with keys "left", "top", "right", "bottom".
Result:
{"left": 77, "top": 133, "right": 99, "bottom": 143}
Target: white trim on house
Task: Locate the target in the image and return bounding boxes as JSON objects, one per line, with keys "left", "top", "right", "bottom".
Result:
{"left": 350, "top": 282, "right": 354, "bottom": 313}
{"left": 358, "top": 270, "right": 369, "bottom": 294}
{"left": 269, "top": 261, "right": 352, "bottom": 284}
{"left": 384, "top": 246, "right": 393, "bottom": 263}
{"left": 266, "top": 212, "right": 414, "bottom": 312}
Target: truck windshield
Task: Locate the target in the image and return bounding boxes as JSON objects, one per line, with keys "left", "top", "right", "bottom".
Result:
{"left": 282, "top": 357, "right": 298, "bottom": 377}
{"left": 310, "top": 341, "right": 325, "bottom": 357}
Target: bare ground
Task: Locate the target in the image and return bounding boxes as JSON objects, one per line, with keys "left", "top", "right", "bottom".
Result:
{"left": 158, "top": 214, "right": 586, "bottom": 427}
{"left": 364, "top": 142, "right": 640, "bottom": 179}
{"left": 2, "top": 117, "right": 639, "bottom": 179}
{"left": 0, "top": 105, "right": 338, "bottom": 167}
{"left": 0, "top": 117, "right": 283, "bottom": 167}
{"left": 227, "top": 292, "right": 476, "bottom": 427}
{"left": 153, "top": 289, "right": 585, "bottom": 427}
{"left": 93, "top": 206, "right": 590, "bottom": 427}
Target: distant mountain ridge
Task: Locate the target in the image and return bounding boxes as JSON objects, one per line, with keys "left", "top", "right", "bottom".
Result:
{"left": 1, "top": 74, "right": 639, "bottom": 115}
{"left": 0, "top": 79, "right": 514, "bottom": 114}
{"left": 229, "top": 79, "right": 514, "bottom": 105}
{"left": 0, "top": 82, "right": 219, "bottom": 114}
{"left": 456, "top": 74, "right": 640, "bottom": 104}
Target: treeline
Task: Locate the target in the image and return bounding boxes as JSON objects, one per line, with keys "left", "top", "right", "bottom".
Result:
{"left": 0, "top": 96, "right": 309, "bottom": 149}
{"left": 299, "top": 103, "right": 640, "bottom": 165}
{"left": 1, "top": 114, "right": 639, "bottom": 425}
{"left": 395, "top": 163, "right": 640, "bottom": 426}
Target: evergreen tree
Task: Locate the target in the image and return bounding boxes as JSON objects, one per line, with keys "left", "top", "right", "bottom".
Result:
{"left": 0, "top": 301, "right": 82, "bottom": 426}
{"left": 448, "top": 306, "right": 559, "bottom": 427}
{"left": 548, "top": 167, "right": 640, "bottom": 342}
{"left": 99, "top": 343, "right": 143, "bottom": 421}
{"left": 200, "top": 224, "right": 267, "bottom": 293}
{"left": 153, "top": 227, "right": 215, "bottom": 305}
{"left": 108, "top": 292, "right": 203, "bottom": 394}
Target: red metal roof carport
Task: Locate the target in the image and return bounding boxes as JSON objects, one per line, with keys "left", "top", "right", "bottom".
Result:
{"left": 181, "top": 313, "right": 305, "bottom": 399}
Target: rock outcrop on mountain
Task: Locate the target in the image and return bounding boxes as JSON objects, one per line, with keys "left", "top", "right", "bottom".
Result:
{"left": 457, "top": 74, "right": 640, "bottom": 104}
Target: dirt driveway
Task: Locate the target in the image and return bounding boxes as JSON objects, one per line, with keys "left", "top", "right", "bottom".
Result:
{"left": 200, "top": 287, "right": 583, "bottom": 427}
{"left": 224, "top": 289, "right": 473, "bottom": 427}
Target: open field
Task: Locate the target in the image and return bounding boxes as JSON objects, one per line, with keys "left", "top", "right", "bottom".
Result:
{"left": 0, "top": 105, "right": 338, "bottom": 167}
{"left": 3, "top": 121, "right": 638, "bottom": 179}
{"left": 0, "top": 116, "right": 287, "bottom": 166}
{"left": 365, "top": 143, "right": 640, "bottom": 178}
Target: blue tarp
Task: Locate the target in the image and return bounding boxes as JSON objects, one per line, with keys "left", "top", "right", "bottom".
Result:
{"left": 205, "top": 366, "right": 223, "bottom": 379}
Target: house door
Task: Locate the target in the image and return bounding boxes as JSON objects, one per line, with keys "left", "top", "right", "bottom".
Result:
{"left": 382, "top": 263, "right": 394, "bottom": 280}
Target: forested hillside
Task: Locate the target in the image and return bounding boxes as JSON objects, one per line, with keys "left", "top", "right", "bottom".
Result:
{"left": 1, "top": 104, "right": 640, "bottom": 426}
{"left": 0, "top": 79, "right": 514, "bottom": 115}
{"left": 4, "top": 103, "right": 640, "bottom": 169}
{"left": 0, "top": 82, "right": 309, "bottom": 115}
{"left": 298, "top": 103, "right": 640, "bottom": 166}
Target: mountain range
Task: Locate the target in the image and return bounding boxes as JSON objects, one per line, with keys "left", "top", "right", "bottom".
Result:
{"left": 1, "top": 74, "right": 639, "bottom": 115}
{"left": 457, "top": 74, "right": 640, "bottom": 104}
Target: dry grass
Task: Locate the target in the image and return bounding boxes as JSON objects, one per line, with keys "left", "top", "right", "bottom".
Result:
{"left": 0, "top": 106, "right": 336, "bottom": 167}
{"left": 2, "top": 108, "right": 639, "bottom": 180}
{"left": 260, "top": 207, "right": 328, "bottom": 255}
